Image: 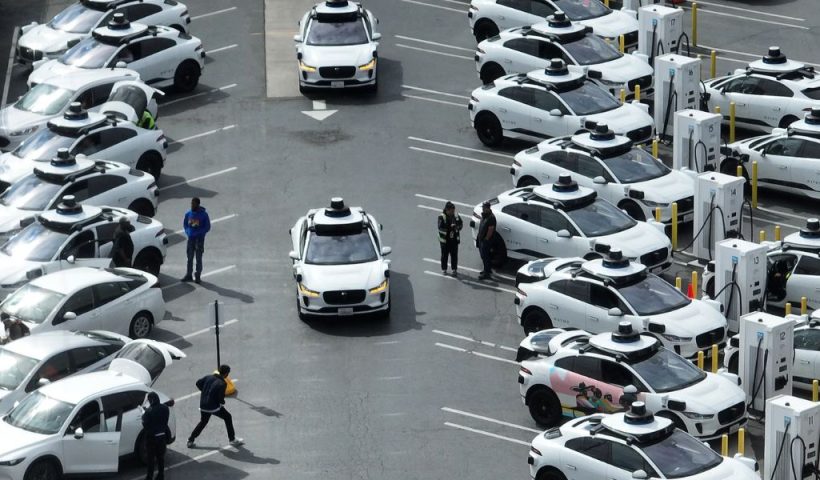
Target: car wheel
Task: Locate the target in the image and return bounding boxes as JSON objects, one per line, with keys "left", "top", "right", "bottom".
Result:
{"left": 479, "top": 62, "right": 505, "bottom": 84}
{"left": 779, "top": 115, "right": 799, "bottom": 128}
{"left": 522, "top": 308, "right": 553, "bottom": 335}
{"left": 473, "top": 20, "right": 499, "bottom": 42}
{"left": 528, "top": 387, "right": 562, "bottom": 426}
{"left": 657, "top": 411, "right": 687, "bottom": 431}
{"left": 536, "top": 468, "right": 568, "bottom": 480}
{"left": 619, "top": 200, "right": 646, "bottom": 222}
{"left": 490, "top": 234, "right": 507, "bottom": 268}
{"left": 517, "top": 176, "right": 540, "bottom": 187}
{"left": 475, "top": 112, "right": 503, "bottom": 147}
{"left": 136, "top": 151, "right": 163, "bottom": 179}
{"left": 728, "top": 352, "right": 738, "bottom": 374}
{"left": 24, "top": 459, "right": 60, "bottom": 480}
{"left": 128, "top": 198, "right": 155, "bottom": 217}
{"left": 134, "top": 249, "right": 163, "bottom": 276}
{"left": 173, "top": 60, "right": 201, "bottom": 92}
{"left": 129, "top": 311, "right": 153, "bottom": 339}
{"left": 135, "top": 432, "right": 149, "bottom": 465}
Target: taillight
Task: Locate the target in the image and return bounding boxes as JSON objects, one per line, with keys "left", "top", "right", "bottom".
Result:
{"left": 516, "top": 287, "right": 527, "bottom": 297}
{"left": 156, "top": 133, "right": 165, "bottom": 143}
{"left": 513, "top": 159, "right": 522, "bottom": 167}
{"left": 148, "top": 182, "right": 157, "bottom": 189}
{"left": 520, "top": 366, "right": 532, "bottom": 375}
{"left": 530, "top": 446, "right": 542, "bottom": 456}
{"left": 180, "top": 9, "right": 188, "bottom": 16}
{"left": 195, "top": 44, "right": 203, "bottom": 51}
{"left": 151, "top": 280, "right": 161, "bottom": 288}
{"left": 476, "top": 47, "right": 485, "bottom": 54}
{"left": 155, "top": 230, "right": 165, "bottom": 237}
{"left": 470, "top": 95, "right": 479, "bottom": 102}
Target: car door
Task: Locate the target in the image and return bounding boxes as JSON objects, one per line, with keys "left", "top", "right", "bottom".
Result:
{"left": 499, "top": 203, "right": 540, "bottom": 257}
{"left": 789, "top": 139, "right": 820, "bottom": 192}
{"left": 561, "top": 436, "right": 610, "bottom": 480}
{"left": 538, "top": 207, "right": 584, "bottom": 257}
{"left": 497, "top": 86, "right": 536, "bottom": 134}
{"left": 539, "top": 150, "right": 580, "bottom": 184}
{"left": 85, "top": 174, "right": 129, "bottom": 206}
{"left": 112, "top": 339, "right": 186, "bottom": 385}
{"left": 759, "top": 137, "right": 803, "bottom": 186}
{"left": 713, "top": 76, "right": 758, "bottom": 128}
{"left": 95, "top": 222, "right": 119, "bottom": 259}
{"left": 59, "top": 229, "right": 111, "bottom": 269}
{"left": 750, "top": 77, "right": 795, "bottom": 127}
{"left": 576, "top": 154, "right": 619, "bottom": 199}
{"left": 76, "top": 83, "right": 116, "bottom": 112}
{"left": 791, "top": 255, "right": 820, "bottom": 309}
{"left": 126, "top": 38, "right": 178, "bottom": 84}
{"left": 54, "top": 286, "right": 98, "bottom": 331}
{"left": 495, "top": 0, "right": 540, "bottom": 29}
{"left": 501, "top": 37, "right": 542, "bottom": 74}
{"left": 24, "top": 351, "right": 72, "bottom": 392}
{"left": 68, "top": 344, "right": 118, "bottom": 374}
{"left": 547, "top": 279, "right": 590, "bottom": 327}
{"left": 92, "top": 280, "right": 134, "bottom": 335}
{"left": 102, "top": 390, "right": 150, "bottom": 456}
{"left": 90, "top": 127, "right": 139, "bottom": 162}
{"left": 531, "top": 88, "right": 573, "bottom": 137}
{"left": 608, "top": 442, "right": 659, "bottom": 480}
{"left": 61, "top": 398, "right": 120, "bottom": 474}
{"left": 587, "top": 284, "right": 630, "bottom": 332}
{"left": 793, "top": 329, "right": 820, "bottom": 387}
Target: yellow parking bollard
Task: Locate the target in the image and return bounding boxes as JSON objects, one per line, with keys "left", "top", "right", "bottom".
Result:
{"left": 721, "top": 434, "right": 729, "bottom": 456}
{"left": 619, "top": 34, "right": 625, "bottom": 54}
{"left": 715, "top": 105, "right": 721, "bottom": 115}
{"left": 814, "top": 380, "right": 819, "bottom": 402}
{"left": 786, "top": 302, "right": 792, "bottom": 316}
{"left": 710, "top": 50, "right": 717, "bottom": 79}
{"left": 712, "top": 344, "right": 719, "bottom": 373}
{"left": 803, "top": 297, "right": 808, "bottom": 315}
{"left": 759, "top": 230, "right": 766, "bottom": 243}
{"left": 729, "top": 101, "right": 736, "bottom": 143}
{"left": 652, "top": 137, "right": 659, "bottom": 158}
{"left": 691, "top": 271, "right": 698, "bottom": 299}
{"left": 604, "top": 0, "right": 609, "bottom": 6}
{"left": 675, "top": 276, "right": 682, "bottom": 291}
{"left": 775, "top": 225, "right": 782, "bottom": 241}
{"left": 671, "top": 202, "right": 678, "bottom": 250}
{"left": 692, "top": 3, "right": 698, "bottom": 47}
{"left": 752, "top": 161, "right": 758, "bottom": 208}
{"left": 620, "top": 88, "right": 626, "bottom": 104}
{"left": 697, "top": 351, "right": 705, "bottom": 370}
{"left": 736, "top": 165, "right": 743, "bottom": 178}
{"left": 655, "top": 207, "right": 662, "bottom": 222}
{"left": 634, "top": 84, "right": 641, "bottom": 102}
{"left": 738, "top": 428, "right": 745, "bottom": 456}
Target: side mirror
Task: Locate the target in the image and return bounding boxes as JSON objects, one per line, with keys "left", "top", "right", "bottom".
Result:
{"left": 63, "top": 312, "right": 77, "bottom": 322}
{"left": 66, "top": 255, "right": 75, "bottom": 264}
{"left": 74, "top": 427, "right": 84, "bottom": 439}
{"left": 549, "top": 109, "right": 563, "bottom": 117}
{"left": 593, "top": 176, "right": 607, "bottom": 185}
{"left": 587, "top": 69, "right": 602, "bottom": 79}
{"left": 115, "top": 61, "right": 127, "bottom": 68}
{"left": 608, "top": 307, "right": 624, "bottom": 317}
{"left": 760, "top": 149, "right": 767, "bottom": 158}
{"left": 288, "top": 250, "right": 299, "bottom": 260}
{"left": 667, "top": 399, "right": 687, "bottom": 411}
{"left": 66, "top": 39, "right": 80, "bottom": 49}
{"left": 556, "top": 229, "right": 571, "bottom": 239}
{"left": 381, "top": 246, "right": 392, "bottom": 256}
{"left": 372, "top": 32, "right": 382, "bottom": 41}
{"left": 37, "top": 378, "right": 50, "bottom": 388}
{"left": 632, "top": 470, "right": 647, "bottom": 480}
{"left": 293, "top": 34, "right": 302, "bottom": 42}
{"left": 628, "top": 189, "right": 644, "bottom": 200}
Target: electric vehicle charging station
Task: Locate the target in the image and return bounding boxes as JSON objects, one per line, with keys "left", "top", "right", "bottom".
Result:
{"left": 653, "top": 54, "right": 701, "bottom": 140}
{"left": 693, "top": 172, "right": 745, "bottom": 262}
{"left": 740, "top": 312, "right": 793, "bottom": 415}
{"left": 637, "top": 5, "right": 683, "bottom": 61}
{"left": 715, "top": 239, "right": 768, "bottom": 330}
{"left": 765, "top": 395, "right": 820, "bottom": 480}
{"left": 672, "top": 109, "right": 722, "bottom": 174}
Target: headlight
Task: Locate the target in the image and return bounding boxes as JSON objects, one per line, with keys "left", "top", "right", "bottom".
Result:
{"left": 9, "top": 125, "right": 38, "bottom": 137}
{"left": 0, "top": 457, "right": 25, "bottom": 466}
{"left": 358, "top": 58, "right": 377, "bottom": 71}
{"left": 369, "top": 279, "right": 388, "bottom": 294}
{"left": 297, "top": 283, "right": 320, "bottom": 297}
{"left": 660, "top": 333, "right": 693, "bottom": 342}
{"left": 641, "top": 199, "right": 670, "bottom": 208}
{"left": 299, "top": 61, "right": 316, "bottom": 72}
{"left": 0, "top": 280, "right": 26, "bottom": 290}
{"left": 682, "top": 411, "right": 714, "bottom": 420}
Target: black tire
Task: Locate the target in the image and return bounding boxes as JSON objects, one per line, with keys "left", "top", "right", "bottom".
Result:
{"left": 475, "top": 112, "right": 503, "bottom": 147}
{"left": 728, "top": 352, "right": 738, "bottom": 375}
{"left": 536, "top": 468, "right": 568, "bottom": 480}
{"left": 135, "top": 432, "right": 148, "bottom": 465}
{"left": 24, "top": 460, "right": 60, "bottom": 480}
{"left": 134, "top": 249, "right": 162, "bottom": 276}
{"left": 128, "top": 198, "right": 155, "bottom": 217}
{"left": 136, "top": 151, "right": 163, "bottom": 179}
{"left": 619, "top": 200, "right": 646, "bottom": 221}
{"left": 490, "top": 234, "right": 507, "bottom": 268}
{"left": 657, "top": 411, "right": 687, "bottom": 431}
{"left": 779, "top": 115, "right": 799, "bottom": 128}
{"left": 473, "top": 20, "right": 499, "bottom": 42}
{"left": 522, "top": 308, "right": 553, "bottom": 335}
{"left": 129, "top": 311, "right": 153, "bottom": 339}
{"left": 173, "top": 60, "right": 201, "bottom": 92}
{"left": 517, "top": 176, "right": 540, "bottom": 187}
{"left": 479, "top": 62, "right": 505, "bottom": 84}
{"left": 528, "top": 387, "right": 562, "bottom": 427}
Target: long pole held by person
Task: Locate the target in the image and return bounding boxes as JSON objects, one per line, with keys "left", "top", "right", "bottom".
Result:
{"left": 210, "top": 300, "right": 236, "bottom": 395}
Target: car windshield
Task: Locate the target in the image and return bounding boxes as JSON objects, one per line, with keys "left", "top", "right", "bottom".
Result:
{"left": 563, "top": 35, "right": 621, "bottom": 65}
{"left": 565, "top": 199, "right": 636, "bottom": 237}
{"left": 306, "top": 17, "right": 368, "bottom": 46}
{"left": 604, "top": 148, "right": 670, "bottom": 183}
{"left": 15, "top": 84, "right": 75, "bottom": 116}
{"left": 0, "top": 175, "right": 62, "bottom": 211}
{"left": 12, "top": 129, "right": 75, "bottom": 161}
{"left": 629, "top": 347, "right": 705, "bottom": 392}
{"left": 0, "top": 349, "right": 39, "bottom": 390}
{"left": 616, "top": 274, "right": 690, "bottom": 315}
{"left": 304, "top": 231, "right": 378, "bottom": 265}
{"left": 49, "top": 3, "right": 105, "bottom": 34}
{"left": 0, "top": 222, "right": 68, "bottom": 262}
{"left": 60, "top": 38, "right": 118, "bottom": 68}
{"left": 553, "top": 0, "right": 611, "bottom": 20}
{"left": 642, "top": 430, "right": 723, "bottom": 478}
{"left": 558, "top": 83, "right": 621, "bottom": 116}
{"left": 5, "top": 391, "right": 74, "bottom": 435}
{"left": 1, "top": 284, "right": 65, "bottom": 325}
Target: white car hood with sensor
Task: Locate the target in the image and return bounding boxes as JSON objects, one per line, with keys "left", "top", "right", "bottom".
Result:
{"left": 585, "top": 104, "right": 650, "bottom": 135}
{"left": 594, "top": 53, "right": 653, "bottom": 83}
{"left": 18, "top": 24, "right": 84, "bottom": 55}
{"left": 300, "top": 260, "right": 385, "bottom": 292}
{"left": 647, "top": 299, "right": 726, "bottom": 337}
{"left": 28, "top": 60, "right": 81, "bottom": 86}
{"left": 632, "top": 169, "right": 694, "bottom": 204}
{"left": 595, "top": 222, "right": 668, "bottom": 259}
{"left": 0, "top": 107, "right": 47, "bottom": 136}
{"left": 579, "top": 10, "right": 638, "bottom": 38}
{"left": 0, "top": 252, "right": 43, "bottom": 287}
{"left": 672, "top": 372, "right": 745, "bottom": 415}
{"left": 301, "top": 44, "right": 374, "bottom": 70}
{"left": 0, "top": 154, "right": 44, "bottom": 187}
{"left": 0, "top": 206, "right": 34, "bottom": 236}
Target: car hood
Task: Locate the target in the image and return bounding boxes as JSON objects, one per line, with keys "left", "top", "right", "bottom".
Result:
{"left": 0, "top": 416, "right": 49, "bottom": 457}
{"left": 18, "top": 25, "right": 84, "bottom": 54}
{"left": 0, "top": 252, "right": 41, "bottom": 286}
{"left": 596, "top": 222, "right": 669, "bottom": 258}
{"left": 300, "top": 260, "right": 386, "bottom": 291}
{"left": 0, "top": 106, "right": 46, "bottom": 135}
{"left": 632, "top": 170, "right": 694, "bottom": 203}
{"left": 300, "top": 44, "right": 374, "bottom": 69}
{"left": 648, "top": 299, "right": 727, "bottom": 337}
{"left": 29, "top": 60, "right": 80, "bottom": 86}
{"left": 595, "top": 54, "right": 653, "bottom": 83}
{"left": 586, "top": 104, "right": 651, "bottom": 136}
{"left": 0, "top": 206, "right": 33, "bottom": 234}
{"left": 0, "top": 154, "right": 40, "bottom": 185}
{"left": 671, "top": 373, "right": 745, "bottom": 414}
{"left": 682, "top": 457, "right": 758, "bottom": 480}
{"left": 579, "top": 11, "right": 638, "bottom": 38}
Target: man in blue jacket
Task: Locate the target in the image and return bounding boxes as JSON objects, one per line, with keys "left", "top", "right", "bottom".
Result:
{"left": 187, "top": 365, "right": 243, "bottom": 448}
{"left": 182, "top": 197, "right": 210, "bottom": 283}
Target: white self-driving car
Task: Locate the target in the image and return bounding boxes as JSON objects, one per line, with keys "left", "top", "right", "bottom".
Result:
{"left": 475, "top": 13, "right": 653, "bottom": 95}
{"left": 702, "top": 47, "right": 820, "bottom": 132}
{"left": 468, "top": 0, "right": 639, "bottom": 46}
{"left": 720, "top": 108, "right": 820, "bottom": 199}
{"left": 290, "top": 198, "right": 391, "bottom": 319}
{"left": 29, "top": 13, "right": 205, "bottom": 92}
{"left": 512, "top": 126, "right": 694, "bottom": 223}
{"left": 469, "top": 59, "right": 653, "bottom": 147}
{"left": 0, "top": 101, "right": 166, "bottom": 187}
{"left": 518, "top": 324, "right": 745, "bottom": 438}
{"left": 469, "top": 175, "right": 671, "bottom": 270}
{"left": 16, "top": 0, "right": 190, "bottom": 66}
{"left": 0, "top": 68, "right": 140, "bottom": 152}
{"left": 294, "top": 0, "right": 380, "bottom": 92}
{"left": 528, "top": 402, "right": 759, "bottom": 480}
{"left": 515, "top": 252, "right": 726, "bottom": 357}
{"left": 0, "top": 195, "right": 166, "bottom": 293}
{"left": 0, "top": 351, "right": 181, "bottom": 480}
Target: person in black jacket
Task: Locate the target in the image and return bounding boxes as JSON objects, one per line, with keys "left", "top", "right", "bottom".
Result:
{"left": 111, "top": 217, "right": 135, "bottom": 268}
{"left": 142, "top": 392, "right": 170, "bottom": 480}
{"left": 437, "top": 201, "right": 463, "bottom": 276}
{"left": 187, "top": 365, "right": 243, "bottom": 448}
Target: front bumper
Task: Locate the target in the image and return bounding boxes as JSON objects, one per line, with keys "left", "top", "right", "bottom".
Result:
{"left": 299, "top": 65, "right": 376, "bottom": 89}
{"left": 297, "top": 287, "right": 389, "bottom": 317}
{"left": 694, "top": 415, "right": 746, "bottom": 440}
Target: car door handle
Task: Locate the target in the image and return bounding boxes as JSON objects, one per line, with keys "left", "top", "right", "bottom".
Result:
{"left": 779, "top": 165, "right": 788, "bottom": 170}
{"left": 503, "top": 58, "right": 512, "bottom": 63}
{"left": 549, "top": 304, "right": 558, "bottom": 309}
{"left": 799, "top": 360, "right": 811, "bottom": 364}
{"left": 500, "top": 226, "right": 511, "bottom": 232}
{"left": 534, "top": 117, "right": 542, "bottom": 123}
{"left": 736, "top": 103, "right": 746, "bottom": 107}
{"left": 105, "top": 440, "right": 116, "bottom": 445}
{"left": 772, "top": 106, "right": 781, "bottom": 111}
{"left": 588, "top": 316, "right": 599, "bottom": 322}
{"left": 499, "top": 108, "right": 507, "bottom": 113}
{"left": 565, "top": 464, "right": 577, "bottom": 471}
{"left": 538, "top": 238, "right": 548, "bottom": 243}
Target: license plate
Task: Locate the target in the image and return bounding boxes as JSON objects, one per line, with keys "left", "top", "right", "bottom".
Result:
{"left": 650, "top": 265, "right": 664, "bottom": 274}
{"left": 331, "top": 81, "right": 344, "bottom": 88}
{"left": 338, "top": 307, "right": 353, "bottom": 316}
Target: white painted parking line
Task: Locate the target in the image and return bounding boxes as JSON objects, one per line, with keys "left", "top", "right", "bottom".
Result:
{"left": 433, "top": 328, "right": 518, "bottom": 352}
{"left": 1, "top": 28, "right": 19, "bottom": 108}
{"left": 127, "top": 442, "right": 239, "bottom": 480}
{"left": 395, "top": 35, "right": 474, "bottom": 52}
{"left": 396, "top": 43, "right": 473, "bottom": 60}
{"left": 172, "top": 214, "right": 238, "bottom": 235}
{"left": 159, "top": 167, "right": 238, "bottom": 191}
{"left": 191, "top": 6, "right": 238, "bottom": 20}
{"left": 436, "top": 341, "right": 519, "bottom": 364}
{"left": 408, "top": 136, "right": 515, "bottom": 159}
{"left": 404, "top": 85, "right": 471, "bottom": 100}
{"left": 169, "top": 125, "right": 236, "bottom": 145}
{"left": 206, "top": 44, "right": 238, "bottom": 55}
{"left": 444, "top": 422, "right": 530, "bottom": 446}
{"left": 175, "top": 391, "right": 201, "bottom": 402}
{"left": 378, "top": 376, "right": 404, "bottom": 380}
{"left": 686, "top": 0, "right": 804, "bottom": 21}
{"left": 410, "top": 146, "right": 509, "bottom": 168}
{"left": 170, "top": 318, "right": 240, "bottom": 344}
{"left": 680, "top": 6, "right": 808, "bottom": 30}
{"left": 402, "top": 94, "right": 465, "bottom": 107}
{"left": 161, "top": 265, "right": 237, "bottom": 290}
{"left": 374, "top": 340, "right": 399, "bottom": 345}
{"left": 742, "top": 214, "right": 799, "bottom": 230}
{"left": 418, "top": 204, "right": 472, "bottom": 218}
{"left": 424, "top": 270, "right": 517, "bottom": 294}
{"left": 162, "top": 84, "right": 238, "bottom": 107}
{"left": 442, "top": 407, "right": 540, "bottom": 433}
{"left": 423, "top": 257, "right": 515, "bottom": 282}
{"left": 401, "top": 0, "right": 466, "bottom": 13}
{"left": 414, "top": 194, "right": 473, "bottom": 208}
{"left": 755, "top": 206, "right": 810, "bottom": 221}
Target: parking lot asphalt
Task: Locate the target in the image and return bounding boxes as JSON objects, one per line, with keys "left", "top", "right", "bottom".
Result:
{"left": 1, "top": 0, "right": 820, "bottom": 477}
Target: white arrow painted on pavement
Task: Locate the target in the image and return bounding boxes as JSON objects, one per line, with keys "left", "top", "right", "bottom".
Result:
{"left": 302, "top": 99, "right": 338, "bottom": 121}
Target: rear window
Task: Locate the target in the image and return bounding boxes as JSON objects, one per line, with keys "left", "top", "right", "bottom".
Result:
{"left": 115, "top": 343, "right": 163, "bottom": 380}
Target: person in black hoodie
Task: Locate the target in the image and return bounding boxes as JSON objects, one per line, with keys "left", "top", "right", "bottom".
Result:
{"left": 110, "top": 217, "right": 135, "bottom": 268}
{"left": 187, "top": 365, "right": 243, "bottom": 448}
{"left": 142, "top": 392, "right": 169, "bottom": 480}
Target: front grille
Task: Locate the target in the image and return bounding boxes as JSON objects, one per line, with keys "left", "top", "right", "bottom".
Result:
{"left": 623, "top": 31, "right": 638, "bottom": 46}
{"left": 17, "top": 47, "right": 42, "bottom": 61}
{"left": 676, "top": 196, "right": 694, "bottom": 213}
{"left": 628, "top": 74, "right": 652, "bottom": 91}
{"left": 0, "top": 137, "right": 8, "bottom": 148}
{"left": 696, "top": 327, "right": 725, "bottom": 348}
{"left": 640, "top": 247, "right": 667, "bottom": 267}
{"left": 323, "top": 289, "right": 366, "bottom": 305}
{"left": 626, "top": 125, "right": 652, "bottom": 143}
{"left": 718, "top": 401, "right": 746, "bottom": 425}
{"left": 319, "top": 66, "right": 356, "bottom": 79}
